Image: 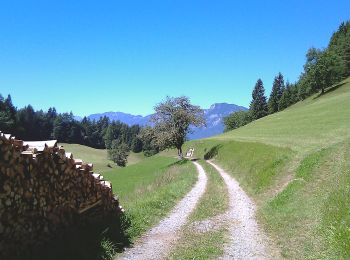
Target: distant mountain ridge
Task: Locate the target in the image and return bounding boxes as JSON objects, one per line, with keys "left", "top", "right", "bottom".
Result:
{"left": 85, "top": 103, "right": 247, "bottom": 140}
{"left": 189, "top": 103, "right": 247, "bottom": 139}
{"left": 88, "top": 112, "right": 152, "bottom": 126}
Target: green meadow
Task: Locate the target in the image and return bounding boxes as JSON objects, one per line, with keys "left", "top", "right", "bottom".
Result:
{"left": 184, "top": 77, "right": 350, "bottom": 258}
{"left": 59, "top": 77, "right": 350, "bottom": 258}
{"left": 103, "top": 156, "right": 197, "bottom": 240}
{"left": 59, "top": 143, "right": 145, "bottom": 173}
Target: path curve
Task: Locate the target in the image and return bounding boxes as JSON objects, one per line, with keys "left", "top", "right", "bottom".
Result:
{"left": 207, "top": 160, "right": 276, "bottom": 260}
{"left": 120, "top": 161, "right": 207, "bottom": 260}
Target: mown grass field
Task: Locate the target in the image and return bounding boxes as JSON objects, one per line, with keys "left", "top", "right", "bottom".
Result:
{"left": 185, "top": 77, "right": 350, "bottom": 258}
{"left": 59, "top": 143, "right": 145, "bottom": 172}
{"left": 212, "top": 79, "right": 350, "bottom": 153}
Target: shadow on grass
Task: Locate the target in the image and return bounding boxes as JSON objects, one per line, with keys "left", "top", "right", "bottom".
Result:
{"left": 204, "top": 144, "right": 223, "bottom": 160}
{"left": 313, "top": 81, "right": 347, "bottom": 99}
{"left": 16, "top": 213, "right": 131, "bottom": 260}
{"left": 168, "top": 158, "right": 189, "bottom": 167}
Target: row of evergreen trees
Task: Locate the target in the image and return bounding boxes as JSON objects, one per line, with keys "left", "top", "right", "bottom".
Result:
{"left": 225, "top": 21, "right": 350, "bottom": 131}
{"left": 0, "top": 94, "right": 145, "bottom": 154}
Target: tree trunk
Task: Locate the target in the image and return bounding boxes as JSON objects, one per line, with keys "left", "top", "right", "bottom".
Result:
{"left": 177, "top": 146, "right": 183, "bottom": 159}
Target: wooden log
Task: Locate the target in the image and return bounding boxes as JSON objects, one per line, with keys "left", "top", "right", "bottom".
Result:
{"left": 0, "top": 135, "right": 121, "bottom": 259}
{"left": 74, "top": 159, "right": 83, "bottom": 165}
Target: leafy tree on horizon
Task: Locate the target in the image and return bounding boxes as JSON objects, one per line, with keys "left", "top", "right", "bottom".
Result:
{"left": 108, "top": 141, "right": 129, "bottom": 167}
{"left": 224, "top": 110, "right": 252, "bottom": 131}
{"left": 147, "top": 96, "right": 205, "bottom": 158}
{"left": 315, "top": 50, "right": 347, "bottom": 94}
{"left": 250, "top": 79, "right": 268, "bottom": 120}
{"left": 329, "top": 21, "right": 350, "bottom": 75}
{"left": 138, "top": 126, "right": 160, "bottom": 157}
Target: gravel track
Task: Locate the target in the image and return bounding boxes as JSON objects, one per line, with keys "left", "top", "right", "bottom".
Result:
{"left": 207, "top": 160, "right": 277, "bottom": 260}
{"left": 120, "top": 161, "right": 207, "bottom": 260}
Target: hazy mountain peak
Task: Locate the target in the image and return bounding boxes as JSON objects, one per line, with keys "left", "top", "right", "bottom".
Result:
{"left": 86, "top": 103, "right": 247, "bottom": 139}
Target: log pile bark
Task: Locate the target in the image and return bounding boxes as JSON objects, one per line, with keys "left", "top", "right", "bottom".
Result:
{"left": 0, "top": 132, "right": 122, "bottom": 258}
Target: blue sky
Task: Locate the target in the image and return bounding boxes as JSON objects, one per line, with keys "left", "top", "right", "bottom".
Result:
{"left": 1, "top": 1, "right": 349, "bottom": 116}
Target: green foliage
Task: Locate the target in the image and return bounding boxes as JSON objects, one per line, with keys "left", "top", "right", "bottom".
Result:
{"left": 108, "top": 141, "right": 130, "bottom": 167}
{"left": 130, "top": 137, "right": 143, "bottom": 153}
{"left": 278, "top": 81, "right": 298, "bottom": 110}
{"left": 138, "top": 126, "right": 160, "bottom": 156}
{"left": 295, "top": 21, "right": 350, "bottom": 101}
{"left": 150, "top": 96, "right": 205, "bottom": 157}
{"left": 268, "top": 72, "right": 285, "bottom": 114}
{"left": 81, "top": 116, "right": 110, "bottom": 149}
{"left": 0, "top": 94, "right": 148, "bottom": 159}
{"left": 249, "top": 79, "right": 268, "bottom": 120}
{"left": 306, "top": 49, "right": 347, "bottom": 94}
{"left": 0, "top": 95, "right": 16, "bottom": 133}
{"left": 53, "top": 112, "right": 85, "bottom": 144}
{"left": 329, "top": 21, "right": 350, "bottom": 74}
{"left": 223, "top": 110, "right": 252, "bottom": 131}
{"left": 104, "top": 121, "right": 137, "bottom": 150}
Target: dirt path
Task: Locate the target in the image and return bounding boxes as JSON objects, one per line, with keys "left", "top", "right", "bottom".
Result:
{"left": 120, "top": 161, "right": 207, "bottom": 260}
{"left": 207, "top": 160, "right": 278, "bottom": 259}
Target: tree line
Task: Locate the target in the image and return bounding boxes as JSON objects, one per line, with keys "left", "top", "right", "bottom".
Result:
{"left": 225, "top": 20, "right": 350, "bottom": 131}
{"left": 0, "top": 96, "right": 156, "bottom": 165}
{"left": 0, "top": 94, "right": 204, "bottom": 164}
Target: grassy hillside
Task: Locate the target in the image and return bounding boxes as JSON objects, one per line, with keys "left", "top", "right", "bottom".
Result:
{"left": 187, "top": 77, "right": 350, "bottom": 258}
{"left": 59, "top": 143, "right": 145, "bottom": 173}
{"left": 213, "top": 79, "right": 350, "bottom": 153}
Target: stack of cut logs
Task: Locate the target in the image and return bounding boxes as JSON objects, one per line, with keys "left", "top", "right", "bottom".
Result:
{"left": 0, "top": 132, "right": 122, "bottom": 258}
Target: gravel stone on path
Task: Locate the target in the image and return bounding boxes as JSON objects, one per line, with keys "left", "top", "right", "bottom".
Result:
{"left": 120, "top": 161, "right": 207, "bottom": 260}
{"left": 207, "top": 160, "right": 278, "bottom": 260}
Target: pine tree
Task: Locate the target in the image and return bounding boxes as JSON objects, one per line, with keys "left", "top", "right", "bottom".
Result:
{"left": 268, "top": 73, "right": 285, "bottom": 114}
{"left": 0, "top": 95, "right": 17, "bottom": 133}
{"left": 279, "top": 81, "right": 291, "bottom": 111}
{"left": 250, "top": 79, "right": 268, "bottom": 120}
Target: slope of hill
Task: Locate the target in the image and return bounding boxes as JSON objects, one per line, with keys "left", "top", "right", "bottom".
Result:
{"left": 213, "top": 80, "right": 350, "bottom": 152}
{"left": 86, "top": 103, "right": 247, "bottom": 140}
{"left": 186, "top": 77, "right": 350, "bottom": 258}
{"left": 59, "top": 143, "right": 145, "bottom": 173}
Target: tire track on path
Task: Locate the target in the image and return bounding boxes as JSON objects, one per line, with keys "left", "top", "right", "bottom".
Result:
{"left": 120, "top": 161, "right": 207, "bottom": 260}
{"left": 207, "top": 160, "right": 277, "bottom": 260}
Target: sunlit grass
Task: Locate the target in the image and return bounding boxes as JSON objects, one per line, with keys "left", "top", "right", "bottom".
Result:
{"left": 183, "top": 77, "right": 350, "bottom": 258}
{"left": 103, "top": 156, "right": 197, "bottom": 240}
{"left": 59, "top": 143, "right": 145, "bottom": 172}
